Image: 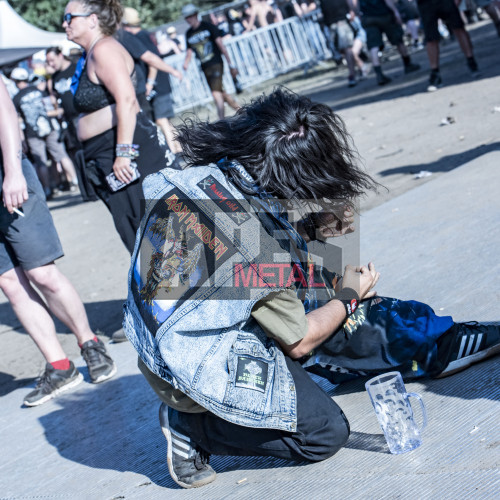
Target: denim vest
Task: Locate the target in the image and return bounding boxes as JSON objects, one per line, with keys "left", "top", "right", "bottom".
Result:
{"left": 123, "top": 164, "right": 299, "bottom": 432}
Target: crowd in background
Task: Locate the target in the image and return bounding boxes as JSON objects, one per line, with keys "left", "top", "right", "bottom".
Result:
{"left": 1, "top": 0, "right": 500, "bottom": 203}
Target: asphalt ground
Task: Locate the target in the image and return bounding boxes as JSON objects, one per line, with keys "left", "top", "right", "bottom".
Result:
{"left": 0, "top": 19, "right": 499, "bottom": 499}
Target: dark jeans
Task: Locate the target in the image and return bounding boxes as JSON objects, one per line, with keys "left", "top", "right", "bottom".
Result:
{"left": 174, "top": 356, "right": 350, "bottom": 462}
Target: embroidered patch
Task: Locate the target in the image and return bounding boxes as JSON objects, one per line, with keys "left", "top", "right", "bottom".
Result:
{"left": 197, "top": 176, "right": 251, "bottom": 225}
{"left": 235, "top": 356, "right": 268, "bottom": 393}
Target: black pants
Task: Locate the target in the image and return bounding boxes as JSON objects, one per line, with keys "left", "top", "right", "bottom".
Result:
{"left": 81, "top": 112, "right": 179, "bottom": 253}
{"left": 173, "top": 357, "right": 350, "bottom": 462}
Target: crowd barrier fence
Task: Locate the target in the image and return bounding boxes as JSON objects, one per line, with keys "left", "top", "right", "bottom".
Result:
{"left": 164, "top": 11, "right": 331, "bottom": 114}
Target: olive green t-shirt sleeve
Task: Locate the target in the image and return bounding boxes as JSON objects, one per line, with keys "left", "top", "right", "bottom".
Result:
{"left": 251, "top": 289, "right": 308, "bottom": 345}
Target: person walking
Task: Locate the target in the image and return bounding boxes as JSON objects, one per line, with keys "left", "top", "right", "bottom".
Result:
{"left": 416, "top": 0, "right": 480, "bottom": 91}
{"left": 181, "top": 3, "right": 240, "bottom": 119}
{"left": 355, "top": 0, "right": 420, "bottom": 85}
{"left": 0, "top": 78, "right": 116, "bottom": 407}
{"left": 121, "top": 7, "right": 183, "bottom": 155}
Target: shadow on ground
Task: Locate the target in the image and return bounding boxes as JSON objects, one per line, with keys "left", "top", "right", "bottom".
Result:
{"left": 37, "top": 374, "right": 307, "bottom": 490}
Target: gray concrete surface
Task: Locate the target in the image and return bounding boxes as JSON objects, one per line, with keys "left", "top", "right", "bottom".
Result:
{"left": 1, "top": 20, "right": 499, "bottom": 500}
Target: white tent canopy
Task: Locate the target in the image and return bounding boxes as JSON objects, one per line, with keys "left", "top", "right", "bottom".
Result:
{"left": 0, "top": 0, "right": 74, "bottom": 66}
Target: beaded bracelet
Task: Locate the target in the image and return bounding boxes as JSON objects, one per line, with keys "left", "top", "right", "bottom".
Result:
{"left": 116, "top": 143, "right": 140, "bottom": 159}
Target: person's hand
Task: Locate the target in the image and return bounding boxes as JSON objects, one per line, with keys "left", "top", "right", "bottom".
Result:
{"left": 112, "top": 157, "right": 134, "bottom": 184}
{"left": 145, "top": 82, "right": 154, "bottom": 97}
{"left": 2, "top": 170, "right": 28, "bottom": 214}
{"left": 182, "top": 63, "right": 189, "bottom": 72}
{"left": 230, "top": 67, "right": 239, "bottom": 78}
{"left": 339, "top": 262, "right": 380, "bottom": 300}
{"left": 173, "top": 69, "right": 183, "bottom": 81}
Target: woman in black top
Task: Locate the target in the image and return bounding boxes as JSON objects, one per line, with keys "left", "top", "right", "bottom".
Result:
{"left": 63, "top": 0, "right": 179, "bottom": 252}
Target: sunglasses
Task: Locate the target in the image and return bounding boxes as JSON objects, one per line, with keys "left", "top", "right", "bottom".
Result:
{"left": 63, "top": 12, "right": 91, "bottom": 24}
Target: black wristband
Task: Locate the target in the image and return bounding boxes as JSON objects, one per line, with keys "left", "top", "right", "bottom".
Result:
{"left": 334, "top": 287, "right": 360, "bottom": 316}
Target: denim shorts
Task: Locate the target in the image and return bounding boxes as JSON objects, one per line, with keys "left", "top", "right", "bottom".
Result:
{"left": 0, "top": 159, "right": 64, "bottom": 275}
{"left": 152, "top": 93, "right": 175, "bottom": 120}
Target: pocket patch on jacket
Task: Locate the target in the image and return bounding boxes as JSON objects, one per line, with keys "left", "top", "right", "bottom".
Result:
{"left": 235, "top": 357, "right": 268, "bottom": 392}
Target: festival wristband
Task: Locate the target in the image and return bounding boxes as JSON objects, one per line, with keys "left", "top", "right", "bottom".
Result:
{"left": 334, "top": 287, "right": 360, "bottom": 316}
{"left": 116, "top": 143, "right": 140, "bottom": 159}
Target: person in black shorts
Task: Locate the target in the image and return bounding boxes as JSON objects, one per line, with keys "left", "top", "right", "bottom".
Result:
{"left": 357, "top": 0, "right": 420, "bottom": 85}
{"left": 417, "top": 0, "right": 479, "bottom": 91}
{"left": 121, "top": 7, "right": 182, "bottom": 155}
{"left": 0, "top": 79, "right": 116, "bottom": 407}
{"left": 182, "top": 3, "right": 240, "bottom": 119}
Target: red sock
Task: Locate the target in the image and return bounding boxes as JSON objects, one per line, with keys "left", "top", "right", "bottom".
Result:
{"left": 51, "top": 358, "right": 71, "bottom": 371}
{"left": 78, "top": 336, "right": 99, "bottom": 349}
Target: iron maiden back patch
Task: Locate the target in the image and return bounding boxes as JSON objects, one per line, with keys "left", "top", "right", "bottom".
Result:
{"left": 235, "top": 356, "right": 269, "bottom": 393}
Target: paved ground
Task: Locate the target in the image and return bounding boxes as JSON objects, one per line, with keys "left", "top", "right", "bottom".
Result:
{"left": 1, "top": 20, "right": 499, "bottom": 500}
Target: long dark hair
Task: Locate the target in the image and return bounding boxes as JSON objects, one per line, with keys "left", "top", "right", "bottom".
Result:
{"left": 177, "top": 88, "right": 378, "bottom": 206}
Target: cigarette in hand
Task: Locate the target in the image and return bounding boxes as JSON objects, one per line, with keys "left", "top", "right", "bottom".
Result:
{"left": 13, "top": 208, "right": 25, "bottom": 217}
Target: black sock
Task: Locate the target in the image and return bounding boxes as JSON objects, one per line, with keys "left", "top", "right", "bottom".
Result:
{"left": 431, "top": 67, "right": 440, "bottom": 76}
{"left": 467, "top": 56, "right": 478, "bottom": 71}
{"left": 403, "top": 55, "right": 411, "bottom": 66}
{"left": 374, "top": 65, "right": 383, "bottom": 76}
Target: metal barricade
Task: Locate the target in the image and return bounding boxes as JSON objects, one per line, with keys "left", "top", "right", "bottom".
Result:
{"left": 164, "top": 14, "right": 330, "bottom": 114}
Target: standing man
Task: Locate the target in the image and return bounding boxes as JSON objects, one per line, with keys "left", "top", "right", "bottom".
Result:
{"left": 416, "top": 0, "right": 480, "bottom": 91}
{"left": 181, "top": 3, "right": 240, "bottom": 119}
{"left": 116, "top": 21, "right": 184, "bottom": 124}
{"left": 0, "top": 78, "right": 116, "bottom": 407}
{"left": 354, "top": 0, "right": 420, "bottom": 85}
{"left": 10, "top": 67, "right": 79, "bottom": 197}
{"left": 319, "top": 0, "right": 362, "bottom": 87}
{"left": 122, "top": 7, "right": 182, "bottom": 155}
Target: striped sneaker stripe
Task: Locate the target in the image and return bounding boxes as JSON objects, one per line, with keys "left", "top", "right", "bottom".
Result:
{"left": 172, "top": 443, "right": 190, "bottom": 459}
{"left": 472, "top": 333, "right": 483, "bottom": 354}
{"left": 463, "top": 335, "right": 476, "bottom": 358}
{"left": 171, "top": 434, "right": 191, "bottom": 451}
{"left": 456, "top": 335, "right": 468, "bottom": 359}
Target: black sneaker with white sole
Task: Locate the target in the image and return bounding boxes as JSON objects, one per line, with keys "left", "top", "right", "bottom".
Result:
{"left": 80, "top": 338, "right": 117, "bottom": 383}
{"left": 159, "top": 403, "right": 216, "bottom": 488}
{"left": 24, "top": 361, "right": 83, "bottom": 407}
{"left": 427, "top": 71, "right": 443, "bottom": 92}
{"left": 436, "top": 322, "right": 500, "bottom": 378}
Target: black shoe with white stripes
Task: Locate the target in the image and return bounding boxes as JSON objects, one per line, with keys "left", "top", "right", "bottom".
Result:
{"left": 436, "top": 322, "right": 500, "bottom": 378}
{"left": 159, "top": 403, "right": 216, "bottom": 488}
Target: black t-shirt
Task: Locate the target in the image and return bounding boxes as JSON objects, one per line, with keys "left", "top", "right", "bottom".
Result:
{"left": 319, "top": 0, "right": 350, "bottom": 24}
{"left": 135, "top": 29, "right": 172, "bottom": 96}
{"left": 359, "top": 0, "right": 392, "bottom": 17}
{"left": 13, "top": 86, "right": 54, "bottom": 139}
{"left": 185, "top": 21, "right": 223, "bottom": 69}
{"left": 116, "top": 28, "right": 147, "bottom": 94}
{"left": 52, "top": 62, "right": 78, "bottom": 121}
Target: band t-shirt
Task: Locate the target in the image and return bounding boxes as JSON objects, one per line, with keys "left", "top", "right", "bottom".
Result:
{"left": 52, "top": 62, "right": 78, "bottom": 122}
{"left": 185, "top": 21, "right": 223, "bottom": 69}
{"left": 358, "top": 0, "right": 392, "bottom": 17}
{"left": 318, "top": 0, "right": 350, "bottom": 25}
{"left": 13, "top": 86, "right": 54, "bottom": 139}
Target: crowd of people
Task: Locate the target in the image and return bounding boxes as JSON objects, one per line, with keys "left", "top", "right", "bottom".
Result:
{"left": 0, "top": 0, "right": 499, "bottom": 492}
